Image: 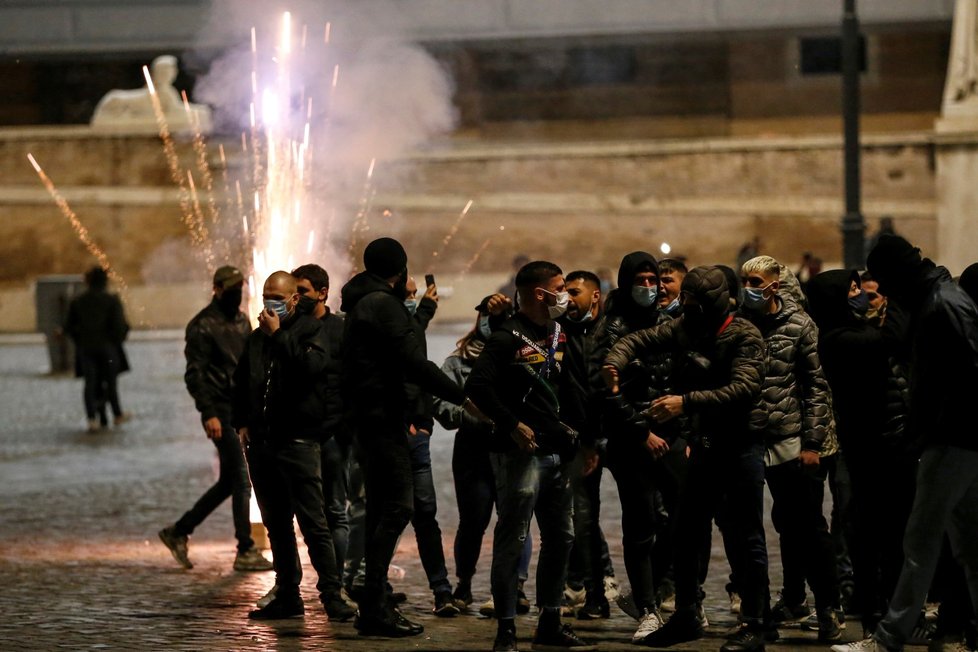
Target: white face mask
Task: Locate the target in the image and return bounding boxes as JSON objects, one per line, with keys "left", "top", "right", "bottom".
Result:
{"left": 541, "top": 289, "right": 569, "bottom": 319}
{"left": 631, "top": 285, "right": 658, "bottom": 308}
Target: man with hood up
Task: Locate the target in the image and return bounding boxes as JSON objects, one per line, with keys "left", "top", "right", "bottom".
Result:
{"left": 603, "top": 265, "right": 771, "bottom": 652}
{"left": 806, "top": 268, "right": 915, "bottom": 639}
{"left": 831, "top": 236, "right": 978, "bottom": 652}
{"left": 588, "top": 251, "right": 686, "bottom": 644}
{"left": 339, "top": 237, "right": 482, "bottom": 638}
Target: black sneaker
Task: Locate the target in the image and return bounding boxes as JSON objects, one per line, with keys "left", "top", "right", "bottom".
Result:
{"left": 817, "top": 608, "right": 843, "bottom": 642}
{"left": 323, "top": 594, "right": 356, "bottom": 622}
{"left": 576, "top": 597, "right": 610, "bottom": 620}
{"left": 531, "top": 623, "right": 597, "bottom": 650}
{"left": 158, "top": 526, "right": 192, "bottom": 569}
{"left": 720, "top": 625, "right": 767, "bottom": 652}
{"left": 494, "top": 624, "right": 520, "bottom": 652}
{"left": 434, "top": 590, "right": 461, "bottom": 617}
{"left": 770, "top": 596, "right": 813, "bottom": 625}
{"left": 249, "top": 595, "right": 305, "bottom": 620}
{"left": 636, "top": 609, "right": 704, "bottom": 647}
{"left": 453, "top": 583, "right": 473, "bottom": 610}
{"left": 355, "top": 609, "right": 423, "bottom": 637}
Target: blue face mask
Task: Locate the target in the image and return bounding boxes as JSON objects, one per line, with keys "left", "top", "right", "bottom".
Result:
{"left": 663, "top": 297, "right": 681, "bottom": 315}
{"left": 742, "top": 287, "right": 767, "bottom": 311}
{"left": 404, "top": 299, "right": 418, "bottom": 316}
{"left": 478, "top": 314, "right": 492, "bottom": 339}
{"left": 631, "top": 285, "right": 658, "bottom": 308}
{"left": 263, "top": 298, "right": 289, "bottom": 318}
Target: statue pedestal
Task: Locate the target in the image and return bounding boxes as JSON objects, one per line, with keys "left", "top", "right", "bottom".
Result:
{"left": 935, "top": 115, "right": 978, "bottom": 276}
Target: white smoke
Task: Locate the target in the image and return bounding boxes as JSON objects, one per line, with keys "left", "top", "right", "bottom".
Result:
{"left": 190, "top": 0, "right": 457, "bottom": 304}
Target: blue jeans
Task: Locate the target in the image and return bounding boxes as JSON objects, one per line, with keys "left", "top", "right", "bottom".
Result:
{"left": 875, "top": 446, "right": 978, "bottom": 649}
{"left": 490, "top": 451, "right": 574, "bottom": 620}
{"left": 408, "top": 431, "right": 452, "bottom": 594}
{"left": 175, "top": 418, "right": 253, "bottom": 553}
{"left": 321, "top": 437, "right": 351, "bottom": 571}
{"left": 453, "top": 430, "right": 532, "bottom": 586}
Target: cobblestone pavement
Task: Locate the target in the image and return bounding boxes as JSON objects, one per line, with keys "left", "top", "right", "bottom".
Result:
{"left": 0, "top": 327, "right": 917, "bottom": 651}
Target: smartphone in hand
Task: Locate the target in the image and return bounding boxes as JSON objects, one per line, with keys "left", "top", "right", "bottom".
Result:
{"left": 424, "top": 273, "right": 436, "bottom": 287}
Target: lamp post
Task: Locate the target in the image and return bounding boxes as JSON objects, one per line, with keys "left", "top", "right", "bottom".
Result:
{"left": 841, "top": 0, "right": 865, "bottom": 269}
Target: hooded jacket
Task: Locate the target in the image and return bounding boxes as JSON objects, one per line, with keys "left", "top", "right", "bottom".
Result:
{"left": 339, "top": 271, "right": 464, "bottom": 435}
{"left": 604, "top": 266, "right": 766, "bottom": 449}
{"left": 589, "top": 252, "right": 682, "bottom": 449}
{"left": 806, "top": 270, "right": 905, "bottom": 451}
{"left": 740, "top": 294, "right": 831, "bottom": 465}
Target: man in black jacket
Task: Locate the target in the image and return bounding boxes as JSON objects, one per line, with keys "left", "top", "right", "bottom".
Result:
{"left": 603, "top": 266, "right": 770, "bottom": 652}
{"left": 292, "top": 264, "right": 351, "bottom": 581}
{"left": 233, "top": 271, "right": 354, "bottom": 623}
{"left": 340, "top": 237, "right": 481, "bottom": 638}
{"left": 158, "top": 265, "right": 270, "bottom": 573}
{"left": 833, "top": 236, "right": 978, "bottom": 652}
{"left": 466, "top": 260, "right": 595, "bottom": 652}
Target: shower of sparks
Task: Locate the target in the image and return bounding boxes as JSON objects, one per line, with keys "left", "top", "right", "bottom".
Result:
{"left": 428, "top": 199, "right": 475, "bottom": 268}
{"left": 27, "top": 153, "right": 129, "bottom": 296}
{"left": 455, "top": 237, "right": 493, "bottom": 282}
{"left": 347, "top": 158, "right": 378, "bottom": 269}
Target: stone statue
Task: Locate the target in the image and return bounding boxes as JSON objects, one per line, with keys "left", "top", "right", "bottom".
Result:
{"left": 91, "top": 55, "right": 212, "bottom": 133}
{"left": 942, "top": 0, "right": 978, "bottom": 118}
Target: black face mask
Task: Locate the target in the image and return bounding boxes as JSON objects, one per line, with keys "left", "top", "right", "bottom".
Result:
{"left": 681, "top": 304, "right": 710, "bottom": 337}
{"left": 217, "top": 287, "right": 242, "bottom": 316}
{"left": 295, "top": 294, "right": 319, "bottom": 316}
{"left": 848, "top": 291, "right": 870, "bottom": 317}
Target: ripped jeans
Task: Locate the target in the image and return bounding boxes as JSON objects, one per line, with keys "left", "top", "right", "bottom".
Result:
{"left": 489, "top": 450, "right": 574, "bottom": 620}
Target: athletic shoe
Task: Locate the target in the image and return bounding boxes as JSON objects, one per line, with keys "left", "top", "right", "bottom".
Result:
{"left": 632, "top": 609, "right": 664, "bottom": 643}
{"left": 434, "top": 590, "right": 461, "bottom": 617}
{"left": 729, "top": 591, "right": 742, "bottom": 614}
{"left": 249, "top": 595, "right": 304, "bottom": 620}
{"left": 576, "top": 597, "right": 610, "bottom": 620}
{"left": 831, "top": 638, "right": 896, "bottom": 652}
{"left": 603, "top": 576, "right": 620, "bottom": 602}
{"left": 770, "top": 596, "right": 813, "bottom": 625}
{"left": 256, "top": 584, "right": 278, "bottom": 608}
{"left": 480, "top": 596, "right": 496, "bottom": 618}
{"left": 818, "top": 608, "right": 844, "bottom": 642}
{"left": 531, "top": 623, "right": 597, "bottom": 650}
{"left": 233, "top": 547, "right": 273, "bottom": 572}
{"left": 635, "top": 609, "right": 704, "bottom": 647}
{"left": 720, "top": 625, "right": 766, "bottom": 652}
{"left": 158, "top": 526, "right": 192, "bottom": 569}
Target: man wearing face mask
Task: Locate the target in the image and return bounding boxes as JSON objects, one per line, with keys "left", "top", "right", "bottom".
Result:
{"left": 561, "top": 271, "right": 617, "bottom": 620}
{"left": 466, "top": 261, "right": 595, "bottom": 652}
{"left": 588, "top": 252, "right": 687, "bottom": 644}
{"left": 602, "top": 266, "right": 770, "bottom": 652}
{"left": 233, "top": 270, "right": 355, "bottom": 623}
{"left": 340, "top": 238, "right": 484, "bottom": 637}
{"left": 159, "top": 265, "right": 272, "bottom": 573}
{"left": 736, "top": 256, "right": 841, "bottom": 641}
{"left": 657, "top": 258, "right": 688, "bottom": 318}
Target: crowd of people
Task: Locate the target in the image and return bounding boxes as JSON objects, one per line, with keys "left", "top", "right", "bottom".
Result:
{"left": 70, "top": 232, "right": 977, "bottom": 652}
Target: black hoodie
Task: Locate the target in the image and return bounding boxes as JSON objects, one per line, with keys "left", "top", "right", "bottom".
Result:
{"left": 340, "top": 271, "right": 464, "bottom": 437}
{"left": 807, "top": 270, "right": 897, "bottom": 451}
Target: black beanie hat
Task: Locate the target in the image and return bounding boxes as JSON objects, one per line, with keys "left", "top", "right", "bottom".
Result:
{"left": 866, "top": 234, "right": 922, "bottom": 295}
{"left": 363, "top": 237, "right": 408, "bottom": 278}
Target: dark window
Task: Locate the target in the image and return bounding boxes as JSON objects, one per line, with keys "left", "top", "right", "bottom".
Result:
{"left": 799, "top": 36, "right": 866, "bottom": 75}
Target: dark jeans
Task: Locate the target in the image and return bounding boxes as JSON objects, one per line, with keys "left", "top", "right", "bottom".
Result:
{"left": 843, "top": 444, "right": 916, "bottom": 629}
{"left": 343, "top": 452, "right": 366, "bottom": 588}
{"left": 607, "top": 441, "right": 685, "bottom": 613}
{"left": 174, "top": 419, "right": 253, "bottom": 552}
{"left": 675, "top": 442, "right": 769, "bottom": 627}
{"left": 78, "top": 347, "right": 122, "bottom": 421}
{"left": 826, "top": 453, "right": 855, "bottom": 589}
{"left": 490, "top": 451, "right": 574, "bottom": 620}
{"left": 452, "top": 430, "right": 532, "bottom": 586}
{"left": 247, "top": 437, "right": 342, "bottom": 601}
{"left": 321, "top": 436, "right": 351, "bottom": 572}
{"left": 360, "top": 429, "right": 415, "bottom": 613}
{"left": 766, "top": 458, "right": 839, "bottom": 612}
{"left": 567, "top": 454, "right": 614, "bottom": 596}
{"left": 407, "top": 431, "right": 451, "bottom": 594}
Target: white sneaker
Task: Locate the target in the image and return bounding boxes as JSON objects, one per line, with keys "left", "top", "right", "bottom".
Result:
{"left": 256, "top": 583, "right": 278, "bottom": 608}
{"left": 479, "top": 596, "right": 495, "bottom": 618}
{"left": 694, "top": 603, "right": 709, "bottom": 629}
{"left": 728, "top": 591, "right": 742, "bottom": 615}
{"left": 603, "top": 576, "right": 620, "bottom": 602}
{"left": 831, "top": 638, "right": 889, "bottom": 652}
{"left": 632, "top": 609, "right": 664, "bottom": 643}
{"left": 563, "top": 584, "right": 586, "bottom": 608}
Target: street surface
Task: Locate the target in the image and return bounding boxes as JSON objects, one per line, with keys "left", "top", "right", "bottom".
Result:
{"left": 0, "top": 326, "right": 913, "bottom": 650}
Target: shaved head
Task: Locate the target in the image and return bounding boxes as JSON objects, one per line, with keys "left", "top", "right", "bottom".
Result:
{"left": 263, "top": 270, "right": 296, "bottom": 299}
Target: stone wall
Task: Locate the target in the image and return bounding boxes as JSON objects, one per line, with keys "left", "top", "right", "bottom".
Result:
{"left": 0, "top": 124, "right": 948, "bottom": 331}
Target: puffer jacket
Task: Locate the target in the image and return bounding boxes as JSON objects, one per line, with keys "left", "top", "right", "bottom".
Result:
{"left": 741, "top": 295, "right": 831, "bottom": 462}
{"left": 604, "top": 315, "right": 766, "bottom": 449}
{"left": 183, "top": 299, "right": 251, "bottom": 421}
{"left": 432, "top": 339, "right": 493, "bottom": 441}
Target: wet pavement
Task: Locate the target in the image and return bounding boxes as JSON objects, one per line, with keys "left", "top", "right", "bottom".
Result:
{"left": 0, "top": 326, "right": 911, "bottom": 651}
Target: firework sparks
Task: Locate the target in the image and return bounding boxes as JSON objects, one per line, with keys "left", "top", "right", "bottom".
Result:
{"left": 455, "top": 237, "right": 493, "bottom": 282}
{"left": 428, "top": 199, "right": 475, "bottom": 268}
